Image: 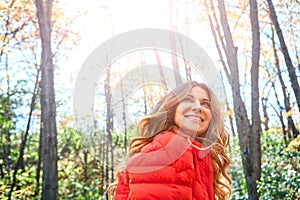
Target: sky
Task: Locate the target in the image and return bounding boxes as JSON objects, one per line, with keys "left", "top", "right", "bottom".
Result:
{"left": 62, "top": 0, "right": 216, "bottom": 72}
{"left": 56, "top": 0, "right": 219, "bottom": 128}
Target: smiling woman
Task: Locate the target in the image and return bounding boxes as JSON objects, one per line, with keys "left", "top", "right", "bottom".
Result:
{"left": 112, "top": 81, "right": 232, "bottom": 200}
{"left": 174, "top": 85, "right": 212, "bottom": 137}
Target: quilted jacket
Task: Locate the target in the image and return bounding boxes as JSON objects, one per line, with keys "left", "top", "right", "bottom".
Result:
{"left": 115, "top": 129, "right": 214, "bottom": 200}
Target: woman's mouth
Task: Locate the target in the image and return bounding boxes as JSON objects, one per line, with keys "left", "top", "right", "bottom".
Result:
{"left": 185, "top": 114, "right": 203, "bottom": 122}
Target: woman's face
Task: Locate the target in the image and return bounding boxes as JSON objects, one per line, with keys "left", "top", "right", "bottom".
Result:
{"left": 174, "top": 86, "right": 212, "bottom": 136}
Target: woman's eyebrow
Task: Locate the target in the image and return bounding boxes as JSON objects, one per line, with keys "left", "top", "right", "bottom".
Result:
{"left": 202, "top": 98, "right": 210, "bottom": 102}
{"left": 187, "top": 94, "right": 194, "bottom": 98}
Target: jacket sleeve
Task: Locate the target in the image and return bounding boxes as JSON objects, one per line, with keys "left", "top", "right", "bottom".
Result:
{"left": 115, "top": 171, "right": 129, "bottom": 200}
{"left": 116, "top": 132, "right": 194, "bottom": 200}
{"left": 114, "top": 139, "right": 165, "bottom": 200}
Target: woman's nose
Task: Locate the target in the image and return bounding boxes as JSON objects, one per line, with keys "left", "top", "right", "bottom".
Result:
{"left": 191, "top": 101, "right": 201, "bottom": 111}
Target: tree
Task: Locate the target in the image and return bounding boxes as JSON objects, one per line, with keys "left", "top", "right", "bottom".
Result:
{"left": 249, "top": 0, "right": 262, "bottom": 185}
{"left": 205, "top": 0, "right": 261, "bottom": 198}
{"left": 35, "top": 0, "right": 58, "bottom": 199}
{"left": 269, "top": 27, "right": 299, "bottom": 138}
{"left": 168, "top": 0, "right": 182, "bottom": 86}
{"left": 104, "top": 64, "right": 114, "bottom": 192}
{"left": 0, "top": 1, "right": 41, "bottom": 198}
{"left": 266, "top": 0, "right": 300, "bottom": 112}
{"left": 8, "top": 67, "right": 40, "bottom": 200}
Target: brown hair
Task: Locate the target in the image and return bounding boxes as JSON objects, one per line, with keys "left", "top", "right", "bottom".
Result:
{"left": 129, "top": 81, "right": 232, "bottom": 199}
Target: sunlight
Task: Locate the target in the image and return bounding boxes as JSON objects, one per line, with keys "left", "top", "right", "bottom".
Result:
{"left": 111, "top": 0, "right": 170, "bottom": 32}
{"left": 67, "top": 1, "right": 220, "bottom": 134}
{"left": 64, "top": 0, "right": 217, "bottom": 79}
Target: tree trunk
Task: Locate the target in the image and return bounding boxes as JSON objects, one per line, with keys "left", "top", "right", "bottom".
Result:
{"left": 2, "top": 58, "right": 12, "bottom": 177}
{"left": 168, "top": 0, "right": 182, "bottom": 86}
{"left": 104, "top": 64, "right": 114, "bottom": 192}
{"left": 154, "top": 48, "right": 168, "bottom": 91}
{"left": 100, "top": 139, "right": 105, "bottom": 194}
{"left": 270, "top": 81, "right": 289, "bottom": 146}
{"left": 35, "top": 0, "right": 58, "bottom": 199}
{"left": 35, "top": 123, "right": 43, "bottom": 196}
{"left": 266, "top": 0, "right": 300, "bottom": 111}
{"left": 264, "top": 59, "right": 290, "bottom": 144}
{"left": 261, "top": 97, "right": 269, "bottom": 131}
{"left": 207, "top": 0, "right": 261, "bottom": 199}
{"left": 204, "top": 0, "right": 236, "bottom": 138}
{"left": 249, "top": 0, "right": 262, "bottom": 183}
{"left": 177, "top": 32, "right": 191, "bottom": 81}
{"left": 140, "top": 53, "right": 148, "bottom": 115}
{"left": 9, "top": 67, "right": 40, "bottom": 200}
{"left": 120, "top": 80, "right": 128, "bottom": 153}
{"left": 271, "top": 27, "right": 299, "bottom": 138}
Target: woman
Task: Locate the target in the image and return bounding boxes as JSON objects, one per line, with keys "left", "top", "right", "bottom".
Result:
{"left": 114, "top": 81, "right": 232, "bottom": 200}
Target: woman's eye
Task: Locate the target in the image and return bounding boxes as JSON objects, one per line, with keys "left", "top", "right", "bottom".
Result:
{"left": 202, "top": 102, "right": 211, "bottom": 108}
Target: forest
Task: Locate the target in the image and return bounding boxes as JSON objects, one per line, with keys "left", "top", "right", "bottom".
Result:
{"left": 0, "top": 0, "right": 299, "bottom": 199}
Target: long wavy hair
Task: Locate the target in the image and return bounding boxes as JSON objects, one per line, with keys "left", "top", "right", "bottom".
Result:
{"left": 128, "top": 81, "right": 232, "bottom": 199}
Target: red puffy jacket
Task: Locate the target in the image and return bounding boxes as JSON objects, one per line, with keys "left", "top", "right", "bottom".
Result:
{"left": 115, "top": 129, "right": 214, "bottom": 200}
